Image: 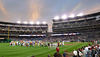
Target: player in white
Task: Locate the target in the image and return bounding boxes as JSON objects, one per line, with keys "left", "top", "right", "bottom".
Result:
{"left": 16, "top": 41, "right": 18, "bottom": 45}
{"left": 60, "top": 43, "right": 61, "bottom": 46}
{"left": 55, "top": 43, "right": 57, "bottom": 48}
{"left": 62, "top": 41, "right": 64, "bottom": 46}
{"left": 23, "top": 41, "right": 25, "bottom": 46}
{"left": 53, "top": 43, "right": 55, "bottom": 48}
{"left": 50, "top": 43, "right": 51, "bottom": 49}
{"left": 32, "top": 41, "right": 35, "bottom": 47}
{"left": 38, "top": 43, "right": 40, "bottom": 47}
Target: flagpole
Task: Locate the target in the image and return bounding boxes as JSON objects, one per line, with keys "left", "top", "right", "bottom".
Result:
{"left": 8, "top": 26, "right": 9, "bottom": 42}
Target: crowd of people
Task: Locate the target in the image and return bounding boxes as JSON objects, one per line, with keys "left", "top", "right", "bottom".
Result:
{"left": 72, "top": 44, "right": 100, "bottom": 57}
{"left": 54, "top": 17, "right": 100, "bottom": 28}
{"left": 0, "top": 26, "right": 47, "bottom": 32}
{"left": 47, "top": 43, "right": 100, "bottom": 57}
{"left": 9, "top": 40, "right": 65, "bottom": 49}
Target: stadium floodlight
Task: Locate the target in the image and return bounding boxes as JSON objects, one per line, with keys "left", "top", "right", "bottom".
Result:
{"left": 69, "top": 14, "right": 75, "bottom": 18}
{"left": 77, "top": 13, "right": 83, "bottom": 16}
{"left": 23, "top": 21, "right": 28, "bottom": 24}
{"left": 36, "top": 21, "right": 40, "bottom": 24}
{"left": 42, "top": 21, "right": 46, "bottom": 24}
{"left": 54, "top": 16, "right": 59, "bottom": 20}
{"left": 16, "top": 21, "right": 21, "bottom": 24}
{"left": 29, "top": 21, "right": 34, "bottom": 24}
{"left": 61, "top": 15, "right": 67, "bottom": 19}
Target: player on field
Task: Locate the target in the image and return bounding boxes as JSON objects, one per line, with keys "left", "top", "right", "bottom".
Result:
{"left": 48, "top": 42, "right": 50, "bottom": 49}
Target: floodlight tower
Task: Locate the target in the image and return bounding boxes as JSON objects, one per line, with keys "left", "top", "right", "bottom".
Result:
{"left": 29, "top": 21, "right": 34, "bottom": 24}
{"left": 61, "top": 15, "right": 67, "bottom": 19}
{"left": 54, "top": 16, "right": 59, "bottom": 20}
{"left": 77, "top": 13, "right": 83, "bottom": 16}
{"left": 36, "top": 21, "right": 40, "bottom": 25}
{"left": 69, "top": 14, "right": 75, "bottom": 18}
{"left": 23, "top": 21, "right": 28, "bottom": 24}
{"left": 42, "top": 21, "right": 47, "bottom": 24}
{"left": 16, "top": 21, "right": 21, "bottom": 24}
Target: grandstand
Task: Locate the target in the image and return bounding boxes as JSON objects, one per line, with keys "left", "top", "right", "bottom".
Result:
{"left": 0, "top": 21, "right": 48, "bottom": 42}
{"left": 0, "top": 12, "right": 100, "bottom": 42}
{"left": 52, "top": 12, "right": 100, "bottom": 42}
{"left": 0, "top": 12, "right": 100, "bottom": 57}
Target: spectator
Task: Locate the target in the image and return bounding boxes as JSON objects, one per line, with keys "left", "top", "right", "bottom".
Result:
{"left": 91, "top": 46, "right": 96, "bottom": 57}
{"left": 54, "top": 52, "right": 62, "bottom": 57}
{"left": 63, "top": 50, "right": 66, "bottom": 57}
{"left": 56, "top": 46, "right": 60, "bottom": 52}
{"left": 85, "top": 46, "right": 88, "bottom": 57}
{"left": 31, "top": 55, "right": 35, "bottom": 57}
{"left": 73, "top": 49, "right": 77, "bottom": 57}
{"left": 48, "top": 54, "right": 50, "bottom": 57}
{"left": 82, "top": 48, "right": 85, "bottom": 57}
{"left": 97, "top": 45, "right": 100, "bottom": 57}
{"left": 77, "top": 48, "right": 83, "bottom": 57}
{"left": 79, "top": 49, "right": 83, "bottom": 57}
{"left": 66, "top": 50, "right": 69, "bottom": 57}
{"left": 63, "top": 50, "right": 69, "bottom": 57}
{"left": 87, "top": 48, "right": 92, "bottom": 57}
{"left": 77, "top": 49, "right": 80, "bottom": 57}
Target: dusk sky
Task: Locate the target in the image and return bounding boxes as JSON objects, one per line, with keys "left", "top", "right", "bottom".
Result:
{"left": 0, "top": 0, "right": 100, "bottom": 32}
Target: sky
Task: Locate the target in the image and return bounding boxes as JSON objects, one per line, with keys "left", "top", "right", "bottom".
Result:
{"left": 0, "top": 0, "right": 100, "bottom": 32}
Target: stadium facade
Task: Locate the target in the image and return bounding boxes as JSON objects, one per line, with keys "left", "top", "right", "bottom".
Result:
{"left": 0, "top": 21, "right": 48, "bottom": 41}
{"left": 0, "top": 12, "right": 100, "bottom": 42}
{"left": 52, "top": 12, "right": 100, "bottom": 41}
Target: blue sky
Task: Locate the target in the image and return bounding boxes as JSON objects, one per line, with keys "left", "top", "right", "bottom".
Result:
{"left": 0, "top": 0, "right": 100, "bottom": 31}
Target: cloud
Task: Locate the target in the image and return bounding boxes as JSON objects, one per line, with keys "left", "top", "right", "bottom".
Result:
{"left": 0, "top": 0, "right": 9, "bottom": 17}
{"left": 28, "top": 0, "right": 44, "bottom": 22}
{"left": 86, "top": 5, "right": 100, "bottom": 14}
{"left": 69, "top": 0, "right": 85, "bottom": 14}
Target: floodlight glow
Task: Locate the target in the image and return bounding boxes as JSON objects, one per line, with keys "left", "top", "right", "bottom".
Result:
{"left": 69, "top": 14, "right": 75, "bottom": 18}
{"left": 29, "top": 21, "right": 34, "bottom": 24}
{"left": 17, "top": 21, "right": 21, "bottom": 24}
{"left": 42, "top": 21, "right": 46, "bottom": 24}
{"left": 61, "top": 15, "right": 67, "bottom": 19}
{"left": 54, "top": 16, "right": 59, "bottom": 20}
{"left": 23, "top": 21, "right": 28, "bottom": 24}
{"left": 77, "top": 13, "right": 83, "bottom": 16}
{"left": 36, "top": 21, "right": 40, "bottom": 24}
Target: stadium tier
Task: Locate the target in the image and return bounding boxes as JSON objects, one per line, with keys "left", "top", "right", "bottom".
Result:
{"left": 0, "top": 21, "right": 48, "bottom": 41}
{"left": 52, "top": 12, "right": 100, "bottom": 41}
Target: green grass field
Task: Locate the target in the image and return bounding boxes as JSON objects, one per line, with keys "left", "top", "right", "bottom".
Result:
{"left": 0, "top": 42, "right": 90, "bottom": 57}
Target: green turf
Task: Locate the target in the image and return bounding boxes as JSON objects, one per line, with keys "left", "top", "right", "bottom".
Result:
{"left": 0, "top": 42, "right": 90, "bottom": 57}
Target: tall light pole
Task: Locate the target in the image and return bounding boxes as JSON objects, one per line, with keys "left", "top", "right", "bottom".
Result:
{"left": 8, "top": 26, "right": 9, "bottom": 42}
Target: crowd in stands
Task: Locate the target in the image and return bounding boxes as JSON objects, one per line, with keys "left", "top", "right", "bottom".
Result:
{"left": 79, "top": 31, "right": 100, "bottom": 41}
{"left": 8, "top": 30, "right": 100, "bottom": 42}
{"left": 53, "top": 18, "right": 100, "bottom": 28}
{"left": 9, "top": 37, "right": 45, "bottom": 41}
{"left": 0, "top": 26, "right": 47, "bottom": 31}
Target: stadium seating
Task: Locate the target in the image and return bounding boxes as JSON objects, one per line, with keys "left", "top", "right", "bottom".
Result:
{"left": 52, "top": 12, "right": 100, "bottom": 42}
{"left": 0, "top": 21, "right": 48, "bottom": 42}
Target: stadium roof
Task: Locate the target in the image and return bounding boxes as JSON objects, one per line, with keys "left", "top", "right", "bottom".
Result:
{"left": 53, "top": 12, "right": 100, "bottom": 21}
